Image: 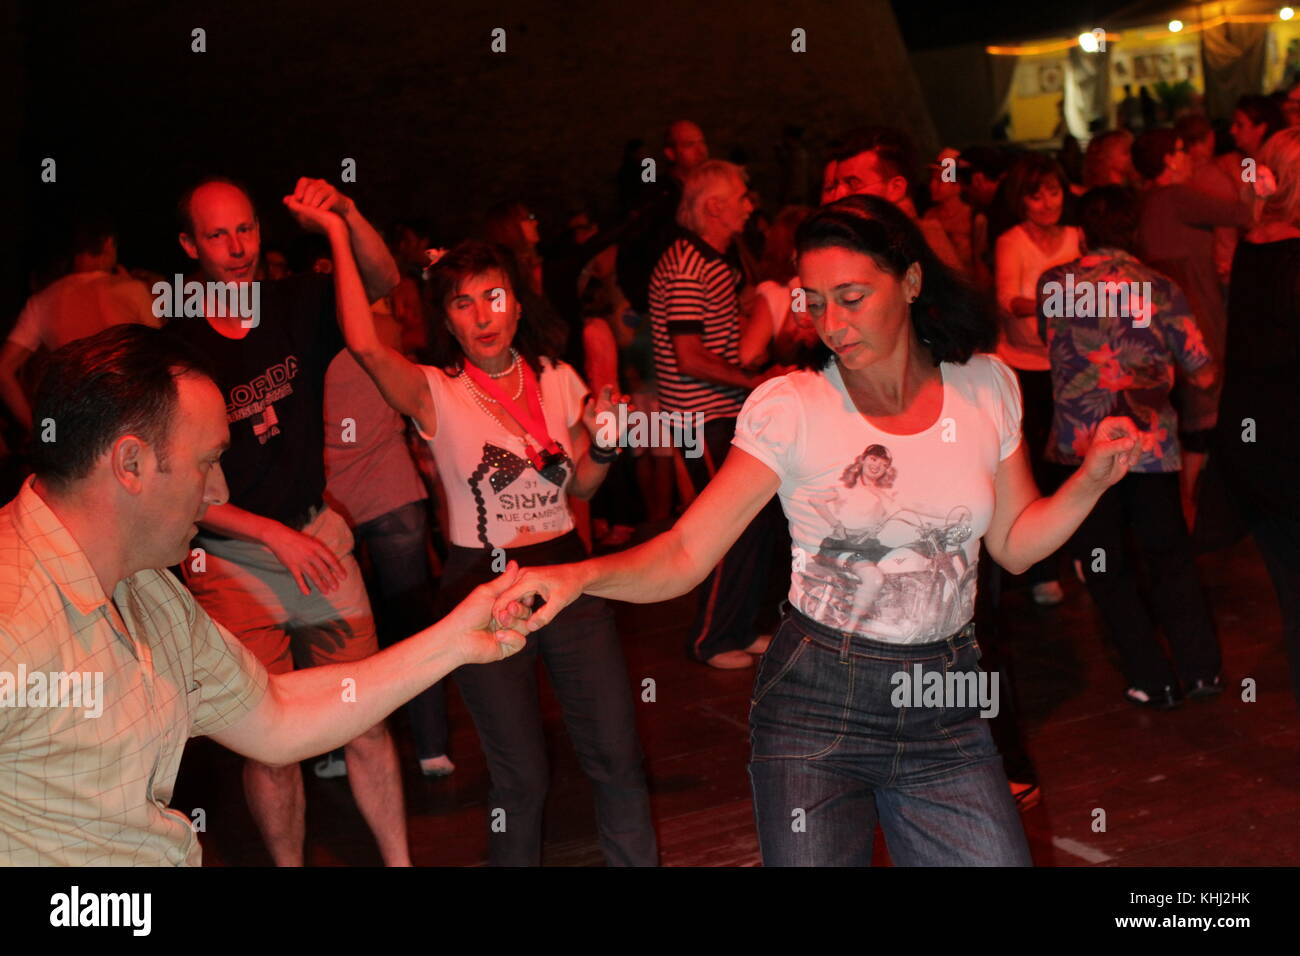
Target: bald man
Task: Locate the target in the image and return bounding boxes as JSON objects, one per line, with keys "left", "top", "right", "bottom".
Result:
{"left": 166, "top": 176, "right": 406, "bottom": 865}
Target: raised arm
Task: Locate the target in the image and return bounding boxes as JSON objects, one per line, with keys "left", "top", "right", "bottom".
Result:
{"left": 283, "top": 195, "right": 437, "bottom": 437}
{"left": 288, "top": 177, "right": 400, "bottom": 302}
{"left": 491, "top": 447, "right": 781, "bottom": 630}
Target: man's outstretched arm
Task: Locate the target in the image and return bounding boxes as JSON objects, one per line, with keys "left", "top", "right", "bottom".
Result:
{"left": 209, "top": 564, "right": 529, "bottom": 765}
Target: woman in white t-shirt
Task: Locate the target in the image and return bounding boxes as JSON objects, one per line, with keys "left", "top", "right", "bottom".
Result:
{"left": 488, "top": 196, "right": 1139, "bottom": 866}
{"left": 320, "top": 230, "right": 657, "bottom": 867}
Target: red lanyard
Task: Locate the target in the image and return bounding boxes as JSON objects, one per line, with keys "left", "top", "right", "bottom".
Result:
{"left": 461, "top": 358, "right": 563, "bottom": 470}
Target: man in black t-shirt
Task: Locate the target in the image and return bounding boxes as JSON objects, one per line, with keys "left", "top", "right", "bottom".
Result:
{"left": 168, "top": 175, "right": 408, "bottom": 866}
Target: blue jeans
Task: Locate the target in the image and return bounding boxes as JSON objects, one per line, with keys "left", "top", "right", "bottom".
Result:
{"left": 749, "top": 606, "right": 1031, "bottom": 866}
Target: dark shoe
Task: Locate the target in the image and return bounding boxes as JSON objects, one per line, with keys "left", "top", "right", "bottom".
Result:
{"left": 1186, "top": 675, "right": 1224, "bottom": 699}
{"left": 1124, "top": 685, "right": 1183, "bottom": 710}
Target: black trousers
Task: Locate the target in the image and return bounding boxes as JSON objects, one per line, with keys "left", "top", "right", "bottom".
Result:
{"left": 1250, "top": 515, "right": 1300, "bottom": 708}
{"left": 1057, "top": 468, "right": 1221, "bottom": 691}
{"left": 677, "top": 416, "right": 783, "bottom": 660}
{"left": 974, "top": 542, "right": 1037, "bottom": 783}
{"left": 437, "top": 532, "right": 657, "bottom": 867}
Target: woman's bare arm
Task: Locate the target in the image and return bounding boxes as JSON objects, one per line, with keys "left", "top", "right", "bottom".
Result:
{"left": 491, "top": 448, "right": 781, "bottom": 629}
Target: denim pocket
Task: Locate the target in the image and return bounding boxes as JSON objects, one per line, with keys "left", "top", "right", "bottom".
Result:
{"left": 751, "top": 628, "right": 812, "bottom": 706}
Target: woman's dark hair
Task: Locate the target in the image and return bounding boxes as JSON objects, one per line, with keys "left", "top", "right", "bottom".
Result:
{"left": 421, "top": 239, "right": 567, "bottom": 375}
{"left": 32, "top": 324, "right": 215, "bottom": 490}
{"left": 997, "top": 152, "right": 1070, "bottom": 228}
{"left": 1078, "top": 186, "right": 1139, "bottom": 253}
{"left": 792, "top": 195, "right": 996, "bottom": 370}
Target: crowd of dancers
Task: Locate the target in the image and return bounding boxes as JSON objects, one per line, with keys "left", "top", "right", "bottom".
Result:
{"left": 3, "top": 95, "right": 1299, "bottom": 866}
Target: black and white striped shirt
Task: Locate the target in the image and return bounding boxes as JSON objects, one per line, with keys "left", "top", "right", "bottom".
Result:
{"left": 648, "top": 231, "right": 749, "bottom": 421}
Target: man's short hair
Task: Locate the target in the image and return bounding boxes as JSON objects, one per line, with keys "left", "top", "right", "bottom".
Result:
{"left": 31, "top": 325, "right": 216, "bottom": 490}
{"left": 1131, "top": 128, "right": 1181, "bottom": 181}
{"left": 176, "top": 175, "right": 256, "bottom": 235}
{"left": 1078, "top": 186, "right": 1139, "bottom": 253}
{"left": 832, "top": 126, "right": 918, "bottom": 190}
{"left": 676, "top": 159, "right": 746, "bottom": 234}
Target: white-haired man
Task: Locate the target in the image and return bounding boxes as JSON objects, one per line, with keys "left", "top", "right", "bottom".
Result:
{"left": 648, "top": 159, "right": 783, "bottom": 670}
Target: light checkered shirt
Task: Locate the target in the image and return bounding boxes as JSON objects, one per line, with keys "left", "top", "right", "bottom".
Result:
{"left": 0, "top": 477, "right": 268, "bottom": 865}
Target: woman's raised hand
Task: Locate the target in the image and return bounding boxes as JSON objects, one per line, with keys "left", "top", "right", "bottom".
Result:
{"left": 582, "top": 385, "right": 633, "bottom": 449}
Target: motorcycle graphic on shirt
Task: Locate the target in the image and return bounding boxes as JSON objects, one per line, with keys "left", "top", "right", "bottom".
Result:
{"left": 797, "top": 443, "right": 977, "bottom": 641}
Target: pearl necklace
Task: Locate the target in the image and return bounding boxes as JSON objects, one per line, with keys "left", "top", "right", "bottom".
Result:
{"left": 461, "top": 354, "right": 527, "bottom": 420}
{"left": 487, "top": 348, "right": 521, "bottom": 379}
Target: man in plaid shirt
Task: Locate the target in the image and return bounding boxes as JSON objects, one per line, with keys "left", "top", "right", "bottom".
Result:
{"left": 0, "top": 325, "right": 528, "bottom": 865}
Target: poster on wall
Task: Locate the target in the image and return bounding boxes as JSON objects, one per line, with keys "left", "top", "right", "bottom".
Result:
{"left": 1016, "top": 59, "right": 1065, "bottom": 96}
{"left": 1111, "top": 44, "right": 1199, "bottom": 87}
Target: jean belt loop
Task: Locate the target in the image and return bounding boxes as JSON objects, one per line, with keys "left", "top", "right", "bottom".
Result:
{"left": 838, "top": 628, "right": 852, "bottom": 665}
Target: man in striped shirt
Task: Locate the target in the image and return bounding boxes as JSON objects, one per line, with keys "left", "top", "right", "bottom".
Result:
{"left": 649, "top": 160, "right": 784, "bottom": 669}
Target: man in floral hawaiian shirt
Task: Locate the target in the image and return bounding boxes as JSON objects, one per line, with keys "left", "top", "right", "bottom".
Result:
{"left": 1035, "top": 185, "right": 1224, "bottom": 710}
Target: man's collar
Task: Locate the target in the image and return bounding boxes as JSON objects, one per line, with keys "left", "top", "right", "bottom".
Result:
{"left": 13, "top": 477, "right": 112, "bottom": 618}
{"left": 683, "top": 228, "right": 729, "bottom": 262}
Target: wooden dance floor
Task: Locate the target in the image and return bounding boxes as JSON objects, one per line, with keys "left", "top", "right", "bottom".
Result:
{"left": 173, "top": 529, "right": 1300, "bottom": 866}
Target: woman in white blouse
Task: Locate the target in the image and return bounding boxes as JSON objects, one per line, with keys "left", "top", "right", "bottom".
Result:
{"left": 994, "top": 153, "right": 1084, "bottom": 606}
{"left": 292, "top": 192, "right": 657, "bottom": 867}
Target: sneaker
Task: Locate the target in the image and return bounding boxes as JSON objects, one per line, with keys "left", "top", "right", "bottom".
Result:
{"left": 313, "top": 750, "right": 348, "bottom": 779}
{"left": 420, "top": 755, "right": 456, "bottom": 777}
{"left": 1032, "top": 581, "right": 1065, "bottom": 606}
{"left": 1186, "top": 675, "right": 1224, "bottom": 699}
{"left": 1124, "top": 684, "right": 1183, "bottom": 710}
{"left": 704, "top": 650, "right": 754, "bottom": 670}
